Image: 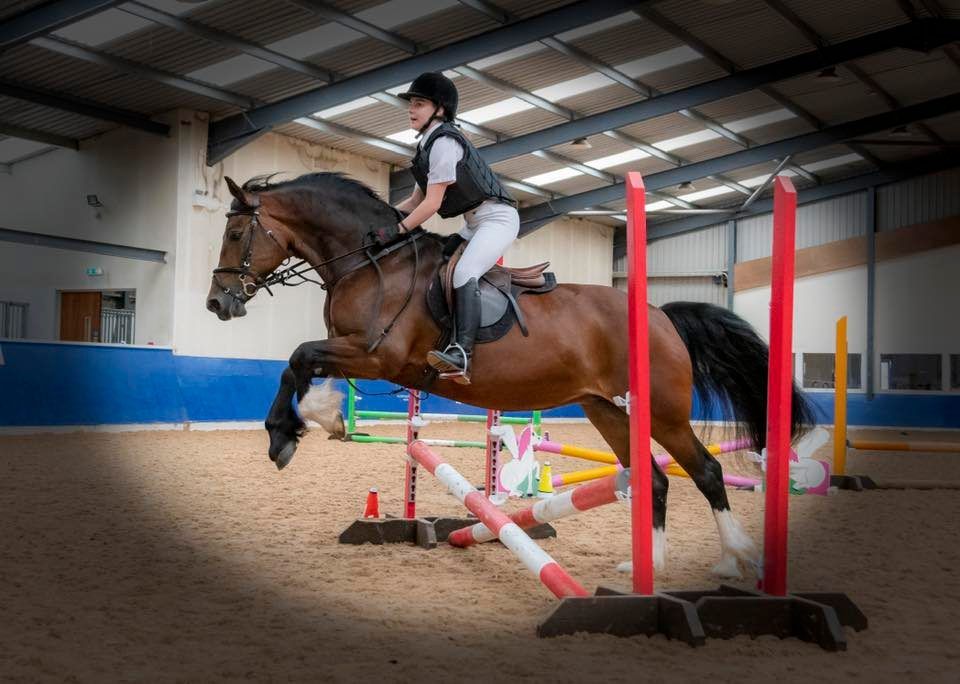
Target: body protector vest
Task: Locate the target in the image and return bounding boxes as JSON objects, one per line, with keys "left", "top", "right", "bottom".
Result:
{"left": 410, "top": 123, "right": 516, "bottom": 219}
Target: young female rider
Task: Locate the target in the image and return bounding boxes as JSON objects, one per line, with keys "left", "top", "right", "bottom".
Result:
{"left": 394, "top": 72, "right": 518, "bottom": 385}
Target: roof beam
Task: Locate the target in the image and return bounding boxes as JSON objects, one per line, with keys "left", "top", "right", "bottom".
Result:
{"left": 637, "top": 152, "right": 960, "bottom": 247}
{"left": 207, "top": 0, "right": 646, "bottom": 163}
{"left": 0, "top": 225, "right": 166, "bottom": 262}
{"left": 0, "top": 121, "right": 78, "bottom": 149}
{"left": 0, "top": 0, "right": 121, "bottom": 51}
{"left": 0, "top": 78, "right": 169, "bottom": 136}
{"left": 33, "top": 36, "right": 257, "bottom": 108}
{"left": 763, "top": 0, "right": 946, "bottom": 150}
{"left": 518, "top": 91, "right": 960, "bottom": 235}
{"left": 120, "top": 1, "right": 335, "bottom": 81}
{"left": 288, "top": 0, "right": 419, "bottom": 54}
{"left": 466, "top": 20, "right": 959, "bottom": 167}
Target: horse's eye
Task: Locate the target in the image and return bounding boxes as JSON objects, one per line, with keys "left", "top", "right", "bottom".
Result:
{"left": 229, "top": 231, "right": 243, "bottom": 241}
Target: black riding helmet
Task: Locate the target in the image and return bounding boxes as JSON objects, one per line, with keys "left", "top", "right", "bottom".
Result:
{"left": 398, "top": 72, "right": 458, "bottom": 121}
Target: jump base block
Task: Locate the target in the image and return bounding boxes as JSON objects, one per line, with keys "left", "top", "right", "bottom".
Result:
{"left": 339, "top": 517, "right": 555, "bottom": 549}
{"left": 538, "top": 589, "right": 705, "bottom": 646}
{"left": 662, "top": 584, "right": 865, "bottom": 651}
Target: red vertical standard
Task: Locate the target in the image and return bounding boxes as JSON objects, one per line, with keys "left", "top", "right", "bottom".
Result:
{"left": 762, "top": 176, "right": 797, "bottom": 597}
{"left": 404, "top": 389, "right": 421, "bottom": 518}
{"left": 626, "top": 172, "right": 653, "bottom": 596}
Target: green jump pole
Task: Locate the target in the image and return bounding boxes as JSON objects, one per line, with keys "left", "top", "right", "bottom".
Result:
{"left": 346, "top": 380, "right": 357, "bottom": 435}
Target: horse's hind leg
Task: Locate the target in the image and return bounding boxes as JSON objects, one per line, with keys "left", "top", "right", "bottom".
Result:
{"left": 655, "top": 421, "right": 759, "bottom": 578}
{"left": 580, "top": 397, "right": 669, "bottom": 571}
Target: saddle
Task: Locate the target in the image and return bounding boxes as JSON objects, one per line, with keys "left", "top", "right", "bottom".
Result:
{"left": 426, "top": 244, "right": 558, "bottom": 346}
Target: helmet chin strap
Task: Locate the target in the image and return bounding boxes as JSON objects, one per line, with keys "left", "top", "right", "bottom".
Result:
{"left": 416, "top": 104, "right": 442, "bottom": 138}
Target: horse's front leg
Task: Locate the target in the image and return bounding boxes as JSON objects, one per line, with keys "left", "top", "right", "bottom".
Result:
{"left": 268, "top": 335, "right": 380, "bottom": 470}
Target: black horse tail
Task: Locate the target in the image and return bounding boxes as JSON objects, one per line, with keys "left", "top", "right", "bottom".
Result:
{"left": 661, "top": 301, "right": 816, "bottom": 450}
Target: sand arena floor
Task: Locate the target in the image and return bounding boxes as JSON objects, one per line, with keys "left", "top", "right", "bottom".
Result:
{"left": 1, "top": 422, "right": 959, "bottom": 682}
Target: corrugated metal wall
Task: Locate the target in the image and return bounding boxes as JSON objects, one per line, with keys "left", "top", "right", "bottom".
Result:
{"left": 737, "top": 191, "right": 869, "bottom": 261}
{"left": 615, "top": 223, "right": 729, "bottom": 304}
{"left": 613, "top": 168, "right": 960, "bottom": 306}
{"left": 877, "top": 168, "right": 960, "bottom": 232}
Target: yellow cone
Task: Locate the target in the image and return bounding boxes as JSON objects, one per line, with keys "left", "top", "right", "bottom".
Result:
{"left": 538, "top": 461, "right": 555, "bottom": 497}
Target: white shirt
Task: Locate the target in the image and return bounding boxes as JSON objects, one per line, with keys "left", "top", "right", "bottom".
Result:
{"left": 418, "top": 121, "right": 463, "bottom": 185}
{"left": 416, "top": 121, "right": 518, "bottom": 236}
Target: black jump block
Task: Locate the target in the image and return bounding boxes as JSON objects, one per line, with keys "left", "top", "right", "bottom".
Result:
{"left": 338, "top": 516, "right": 556, "bottom": 549}
{"left": 539, "top": 584, "right": 866, "bottom": 651}
{"left": 538, "top": 589, "right": 705, "bottom": 646}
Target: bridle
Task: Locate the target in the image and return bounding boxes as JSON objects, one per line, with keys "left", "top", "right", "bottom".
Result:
{"left": 212, "top": 199, "right": 426, "bottom": 352}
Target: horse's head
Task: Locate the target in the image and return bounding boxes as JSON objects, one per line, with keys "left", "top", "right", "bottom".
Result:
{"left": 206, "top": 177, "right": 293, "bottom": 320}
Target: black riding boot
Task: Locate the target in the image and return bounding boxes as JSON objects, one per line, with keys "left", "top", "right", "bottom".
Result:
{"left": 428, "top": 278, "right": 481, "bottom": 384}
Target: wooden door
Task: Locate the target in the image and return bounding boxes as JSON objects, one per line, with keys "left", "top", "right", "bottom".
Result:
{"left": 60, "top": 292, "right": 101, "bottom": 342}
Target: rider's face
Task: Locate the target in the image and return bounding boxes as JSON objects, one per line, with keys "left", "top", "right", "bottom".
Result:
{"left": 408, "top": 96, "right": 443, "bottom": 130}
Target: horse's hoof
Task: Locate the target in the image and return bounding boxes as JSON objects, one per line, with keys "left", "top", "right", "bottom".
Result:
{"left": 711, "top": 554, "right": 743, "bottom": 579}
{"left": 329, "top": 412, "right": 346, "bottom": 440}
{"left": 275, "top": 442, "right": 297, "bottom": 471}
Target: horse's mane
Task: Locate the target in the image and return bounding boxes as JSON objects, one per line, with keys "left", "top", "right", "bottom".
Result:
{"left": 238, "top": 171, "right": 445, "bottom": 244}
{"left": 240, "top": 172, "right": 388, "bottom": 208}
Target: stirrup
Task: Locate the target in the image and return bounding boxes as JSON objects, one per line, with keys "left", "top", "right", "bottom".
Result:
{"left": 427, "top": 343, "right": 471, "bottom": 384}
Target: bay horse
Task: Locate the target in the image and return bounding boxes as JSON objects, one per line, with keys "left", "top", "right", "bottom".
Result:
{"left": 206, "top": 172, "right": 814, "bottom": 579}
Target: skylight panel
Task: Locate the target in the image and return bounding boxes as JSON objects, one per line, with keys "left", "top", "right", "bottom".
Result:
{"left": 618, "top": 46, "right": 702, "bottom": 79}
{"left": 316, "top": 98, "right": 380, "bottom": 119}
{"left": 51, "top": 1, "right": 212, "bottom": 46}
{"left": 534, "top": 73, "right": 616, "bottom": 102}
{"left": 587, "top": 149, "right": 649, "bottom": 170}
{"left": 458, "top": 98, "right": 535, "bottom": 125}
{"left": 556, "top": 12, "right": 639, "bottom": 41}
{"left": 51, "top": 9, "right": 152, "bottom": 45}
{"left": 725, "top": 108, "right": 794, "bottom": 133}
{"left": 386, "top": 129, "right": 420, "bottom": 145}
{"left": 524, "top": 167, "right": 582, "bottom": 186}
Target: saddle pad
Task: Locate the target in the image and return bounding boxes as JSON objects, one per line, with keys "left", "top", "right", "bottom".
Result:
{"left": 427, "top": 270, "right": 557, "bottom": 346}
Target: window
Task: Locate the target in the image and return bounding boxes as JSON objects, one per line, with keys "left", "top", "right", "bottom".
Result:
{"left": 951, "top": 355, "right": 960, "bottom": 390}
{"left": 880, "top": 354, "right": 942, "bottom": 391}
{"left": 0, "top": 301, "right": 27, "bottom": 339}
{"left": 802, "top": 353, "right": 862, "bottom": 389}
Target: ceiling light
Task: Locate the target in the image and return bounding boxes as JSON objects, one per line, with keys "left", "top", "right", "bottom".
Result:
{"left": 570, "top": 137, "right": 592, "bottom": 149}
{"left": 816, "top": 66, "right": 842, "bottom": 82}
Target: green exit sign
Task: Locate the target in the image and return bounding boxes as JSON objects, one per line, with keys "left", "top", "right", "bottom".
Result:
{"left": 86, "top": 267, "right": 103, "bottom": 276}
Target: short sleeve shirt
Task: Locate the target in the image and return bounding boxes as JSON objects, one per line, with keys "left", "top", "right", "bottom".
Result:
{"left": 419, "top": 125, "right": 464, "bottom": 185}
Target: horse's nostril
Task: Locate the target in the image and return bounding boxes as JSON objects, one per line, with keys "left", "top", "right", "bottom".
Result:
{"left": 207, "top": 298, "right": 221, "bottom": 312}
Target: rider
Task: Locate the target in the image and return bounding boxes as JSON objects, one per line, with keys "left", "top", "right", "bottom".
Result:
{"left": 394, "top": 72, "right": 518, "bottom": 385}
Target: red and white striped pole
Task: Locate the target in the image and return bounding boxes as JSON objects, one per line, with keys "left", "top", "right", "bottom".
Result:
{"left": 626, "top": 171, "right": 653, "bottom": 595}
{"left": 761, "top": 176, "right": 797, "bottom": 596}
{"left": 408, "top": 440, "right": 588, "bottom": 599}
{"left": 448, "top": 472, "right": 625, "bottom": 548}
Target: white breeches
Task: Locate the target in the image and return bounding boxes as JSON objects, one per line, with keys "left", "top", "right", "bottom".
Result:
{"left": 453, "top": 201, "right": 520, "bottom": 288}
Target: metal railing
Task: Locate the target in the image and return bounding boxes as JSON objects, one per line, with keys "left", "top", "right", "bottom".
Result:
{"left": 0, "top": 301, "right": 27, "bottom": 339}
{"left": 101, "top": 309, "right": 135, "bottom": 345}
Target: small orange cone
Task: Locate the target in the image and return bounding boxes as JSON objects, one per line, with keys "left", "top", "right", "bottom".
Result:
{"left": 363, "top": 488, "right": 380, "bottom": 518}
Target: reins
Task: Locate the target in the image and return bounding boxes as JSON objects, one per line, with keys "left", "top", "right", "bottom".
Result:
{"left": 213, "top": 202, "right": 428, "bottom": 352}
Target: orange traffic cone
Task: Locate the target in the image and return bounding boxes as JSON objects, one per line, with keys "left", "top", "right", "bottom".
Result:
{"left": 363, "top": 488, "right": 380, "bottom": 518}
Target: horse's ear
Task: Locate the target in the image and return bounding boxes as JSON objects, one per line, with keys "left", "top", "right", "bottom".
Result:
{"left": 225, "top": 176, "right": 246, "bottom": 205}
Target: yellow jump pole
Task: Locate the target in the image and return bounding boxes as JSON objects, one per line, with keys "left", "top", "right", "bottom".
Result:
{"left": 834, "top": 316, "right": 848, "bottom": 476}
{"left": 848, "top": 440, "right": 960, "bottom": 453}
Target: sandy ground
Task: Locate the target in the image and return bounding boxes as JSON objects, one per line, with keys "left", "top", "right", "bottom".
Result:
{"left": 1, "top": 422, "right": 959, "bottom": 683}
